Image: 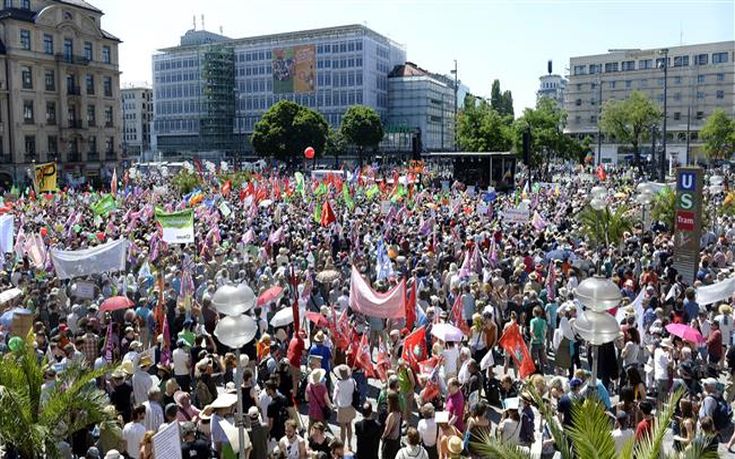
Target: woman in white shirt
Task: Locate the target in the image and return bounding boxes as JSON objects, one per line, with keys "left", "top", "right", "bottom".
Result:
{"left": 417, "top": 404, "right": 438, "bottom": 459}
{"left": 333, "top": 364, "right": 357, "bottom": 451}
{"left": 496, "top": 398, "right": 521, "bottom": 445}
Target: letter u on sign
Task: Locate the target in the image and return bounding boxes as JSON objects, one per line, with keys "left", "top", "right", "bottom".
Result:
{"left": 678, "top": 172, "right": 695, "bottom": 191}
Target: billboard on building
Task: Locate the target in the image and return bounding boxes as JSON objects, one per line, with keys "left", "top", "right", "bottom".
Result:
{"left": 272, "top": 45, "right": 316, "bottom": 94}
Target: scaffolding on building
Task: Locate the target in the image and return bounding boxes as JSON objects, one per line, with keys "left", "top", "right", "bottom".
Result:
{"left": 200, "top": 44, "right": 235, "bottom": 153}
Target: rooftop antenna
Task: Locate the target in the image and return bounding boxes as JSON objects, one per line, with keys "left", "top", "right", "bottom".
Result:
{"left": 192, "top": 15, "right": 196, "bottom": 30}
{"left": 220, "top": 26, "right": 223, "bottom": 34}
{"left": 679, "top": 22, "right": 683, "bottom": 45}
{"left": 201, "top": 14, "right": 205, "bottom": 31}
{"left": 547, "top": 59, "right": 552, "bottom": 75}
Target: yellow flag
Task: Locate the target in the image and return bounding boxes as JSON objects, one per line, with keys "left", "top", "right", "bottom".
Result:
{"left": 33, "top": 162, "right": 57, "bottom": 192}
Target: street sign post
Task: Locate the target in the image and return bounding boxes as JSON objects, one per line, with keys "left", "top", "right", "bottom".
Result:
{"left": 672, "top": 167, "right": 703, "bottom": 284}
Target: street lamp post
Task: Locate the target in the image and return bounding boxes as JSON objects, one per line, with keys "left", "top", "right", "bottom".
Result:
{"left": 573, "top": 276, "right": 622, "bottom": 398}
{"left": 659, "top": 48, "right": 669, "bottom": 181}
{"left": 596, "top": 75, "right": 603, "bottom": 165}
{"left": 450, "top": 60, "right": 458, "bottom": 151}
{"left": 212, "top": 284, "right": 257, "bottom": 458}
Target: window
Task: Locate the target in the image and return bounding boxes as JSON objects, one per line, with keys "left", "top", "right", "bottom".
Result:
{"left": 625, "top": 80, "right": 632, "bottom": 88}
{"left": 103, "top": 76, "right": 112, "bottom": 97}
{"left": 3, "top": 1, "right": 11, "bottom": 8}
{"left": 657, "top": 94, "right": 664, "bottom": 103}
{"left": 574, "top": 115, "right": 581, "bottom": 124}
{"left": 717, "top": 73, "right": 725, "bottom": 81}
{"left": 105, "top": 136, "right": 113, "bottom": 153}
{"left": 591, "top": 82, "right": 597, "bottom": 89}
{"left": 24, "top": 136, "right": 35, "bottom": 160}
{"left": 713, "top": 52, "right": 729, "bottom": 64}
{"left": 48, "top": 136, "right": 57, "bottom": 156}
{"left": 638, "top": 59, "right": 652, "bottom": 69}
{"left": 673, "top": 56, "right": 689, "bottom": 67}
{"left": 88, "top": 136, "right": 97, "bottom": 154}
{"left": 87, "top": 105, "right": 96, "bottom": 126}
{"left": 694, "top": 54, "right": 708, "bottom": 65}
{"left": 589, "top": 64, "right": 601, "bottom": 74}
{"left": 46, "top": 102, "right": 56, "bottom": 125}
{"left": 609, "top": 81, "right": 616, "bottom": 89}
{"left": 696, "top": 111, "right": 704, "bottom": 120}
{"left": 83, "top": 42, "right": 92, "bottom": 61}
{"left": 673, "top": 112, "right": 681, "bottom": 121}
{"left": 639, "top": 79, "right": 648, "bottom": 88}
{"left": 21, "top": 66, "right": 32, "bottom": 89}
{"left": 673, "top": 76, "right": 681, "bottom": 84}
{"left": 20, "top": 0, "right": 29, "bottom": 8}
{"left": 655, "top": 57, "right": 670, "bottom": 68}
{"left": 697, "top": 75, "right": 706, "bottom": 84}
{"left": 657, "top": 78, "right": 664, "bottom": 86}
{"left": 85, "top": 74, "right": 94, "bottom": 94}
{"left": 102, "top": 46, "right": 111, "bottom": 64}
{"left": 673, "top": 92, "right": 681, "bottom": 101}
{"left": 19, "top": 29, "right": 31, "bottom": 50}
{"left": 697, "top": 91, "right": 705, "bottom": 100}
{"left": 43, "top": 34, "right": 53, "bottom": 55}
{"left": 44, "top": 70, "right": 55, "bottom": 91}
{"left": 716, "top": 90, "right": 725, "bottom": 99}
{"left": 23, "top": 100, "right": 33, "bottom": 123}
{"left": 604, "top": 62, "right": 618, "bottom": 73}
{"left": 590, "top": 115, "right": 597, "bottom": 123}
{"left": 621, "top": 60, "right": 635, "bottom": 71}
{"left": 63, "top": 38, "right": 72, "bottom": 59}
{"left": 104, "top": 106, "right": 113, "bottom": 126}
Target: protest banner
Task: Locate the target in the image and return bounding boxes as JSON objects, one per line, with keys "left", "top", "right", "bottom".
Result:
{"left": 155, "top": 208, "right": 194, "bottom": 244}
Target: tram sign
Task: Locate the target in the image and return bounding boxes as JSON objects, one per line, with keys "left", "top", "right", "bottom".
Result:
{"left": 672, "top": 167, "right": 703, "bottom": 284}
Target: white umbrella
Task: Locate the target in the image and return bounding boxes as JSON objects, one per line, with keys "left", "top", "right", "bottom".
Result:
{"left": 259, "top": 199, "right": 273, "bottom": 208}
{"left": 0, "top": 288, "right": 22, "bottom": 305}
{"left": 270, "top": 307, "right": 294, "bottom": 327}
{"left": 431, "top": 323, "right": 464, "bottom": 342}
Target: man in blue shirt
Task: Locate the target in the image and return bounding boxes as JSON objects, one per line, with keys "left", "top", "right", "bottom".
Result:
{"left": 682, "top": 288, "right": 699, "bottom": 322}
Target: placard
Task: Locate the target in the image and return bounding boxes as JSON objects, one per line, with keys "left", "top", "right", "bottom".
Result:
{"left": 502, "top": 207, "right": 530, "bottom": 224}
{"left": 74, "top": 280, "right": 96, "bottom": 300}
{"left": 152, "top": 421, "right": 182, "bottom": 459}
{"left": 11, "top": 312, "right": 34, "bottom": 337}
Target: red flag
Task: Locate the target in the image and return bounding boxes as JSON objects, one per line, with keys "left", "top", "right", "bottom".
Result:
{"left": 111, "top": 168, "right": 118, "bottom": 197}
{"left": 402, "top": 326, "right": 427, "bottom": 371}
{"left": 405, "top": 279, "right": 417, "bottom": 331}
{"left": 451, "top": 294, "right": 471, "bottom": 335}
{"left": 498, "top": 322, "right": 536, "bottom": 378}
{"left": 305, "top": 311, "right": 329, "bottom": 328}
{"left": 320, "top": 199, "right": 336, "bottom": 227}
{"left": 349, "top": 333, "right": 376, "bottom": 378}
{"left": 376, "top": 337, "right": 391, "bottom": 382}
{"left": 596, "top": 164, "right": 607, "bottom": 181}
{"left": 221, "top": 180, "right": 232, "bottom": 197}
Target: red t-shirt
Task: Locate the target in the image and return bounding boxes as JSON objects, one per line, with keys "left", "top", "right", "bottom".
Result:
{"left": 635, "top": 418, "right": 652, "bottom": 440}
{"left": 287, "top": 336, "right": 304, "bottom": 368}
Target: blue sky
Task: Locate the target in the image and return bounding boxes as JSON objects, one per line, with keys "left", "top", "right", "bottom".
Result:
{"left": 94, "top": 0, "right": 734, "bottom": 113}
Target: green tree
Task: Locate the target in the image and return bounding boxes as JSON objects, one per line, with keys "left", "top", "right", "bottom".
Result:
{"left": 599, "top": 90, "right": 661, "bottom": 166}
{"left": 501, "top": 90, "right": 514, "bottom": 118}
{"left": 577, "top": 203, "right": 634, "bottom": 248}
{"left": 490, "top": 80, "right": 503, "bottom": 113}
{"left": 171, "top": 169, "right": 202, "bottom": 195}
{"left": 340, "top": 105, "right": 384, "bottom": 164}
{"left": 251, "top": 100, "right": 329, "bottom": 164}
{"left": 651, "top": 186, "right": 676, "bottom": 231}
{"left": 457, "top": 96, "right": 513, "bottom": 152}
{"left": 700, "top": 108, "right": 735, "bottom": 160}
{"left": 0, "top": 334, "right": 113, "bottom": 458}
{"left": 324, "top": 127, "right": 347, "bottom": 167}
{"left": 512, "top": 97, "right": 581, "bottom": 168}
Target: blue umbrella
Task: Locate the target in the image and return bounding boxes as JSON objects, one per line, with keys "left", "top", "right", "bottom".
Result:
{"left": 0, "top": 308, "right": 32, "bottom": 328}
{"left": 545, "top": 249, "right": 576, "bottom": 261}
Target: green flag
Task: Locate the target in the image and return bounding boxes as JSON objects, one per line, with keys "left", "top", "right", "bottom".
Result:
{"left": 314, "top": 182, "right": 328, "bottom": 197}
{"left": 366, "top": 184, "right": 379, "bottom": 199}
{"left": 294, "top": 172, "right": 305, "bottom": 197}
{"left": 342, "top": 183, "right": 354, "bottom": 210}
{"left": 313, "top": 202, "right": 322, "bottom": 223}
{"left": 91, "top": 194, "right": 117, "bottom": 215}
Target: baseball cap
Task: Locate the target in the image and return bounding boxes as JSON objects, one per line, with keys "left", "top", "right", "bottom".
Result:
{"left": 569, "top": 378, "right": 584, "bottom": 389}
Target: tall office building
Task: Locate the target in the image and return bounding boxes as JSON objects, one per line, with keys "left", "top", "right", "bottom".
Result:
{"left": 386, "top": 62, "right": 456, "bottom": 152}
{"left": 565, "top": 41, "right": 734, "bottom": 164}
{"left": 152, "top": 24, "right": 406, "bottom": 157}
{"left": 0, "top": 0, "right": 122, "bottom": 187}
{"left": 121, "top": 86, "right": 153, "bottom": 160}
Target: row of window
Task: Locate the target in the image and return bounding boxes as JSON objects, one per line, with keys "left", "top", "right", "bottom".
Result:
{"left": 316, "top": 56, "right": 364, "bottom": 69}
{"left": 573, "top": 52, "right": 730, "bottom": 75}
{"left": 573, "top": 89, "right": 726, "bottom": 107}
{"left": 20, "top": 66, "right": 113, "bottom": 96}
{"left": 22, "top": 135, "right": 115, "bottom": 161}
{"left": 574, "top": 112, "right": 709, "bottom": 126}
{"left": 157, "top": 71, "right": 199, "bottom": 83}
{"left": 20, "top": 100, "right": 114, "bottom": 127}
{"left": 154, "top": 57, "right": 199, "bottom": 72}
{"left": 575, "top": 73, "right": 726, "bottom": 91}
{"left": 19, "top": 30, "right": 113, "bottom": 64}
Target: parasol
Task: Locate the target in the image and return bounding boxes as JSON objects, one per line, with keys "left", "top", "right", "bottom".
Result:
{"left": 665, "top": 323, "right": 704, "bottom": 344}
{"left": 259, "top": 199, "right": 273, "bottom": 208}
{"left": 316, "top": 269, "right": 341, "bottom": 284}
{"left": 257, "top": 286, "right": 284, "bottom": 307}
{"left": 270, "top": 307, "right": 294, "bottom": 327}
{"left": 430, "top": 323, "right": 465, "bottom": 342}
{"left": 0, "top": 287, "right": 23, "bottom": 305}
{"left": 100, "top": 296, "right": 134, "bottom": 313}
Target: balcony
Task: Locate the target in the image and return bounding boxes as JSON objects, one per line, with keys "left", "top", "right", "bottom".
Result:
{"left": 67, "top": 86, "right": 82, "bottom": 96}
{"left": 55, "top": 54, "right": 90, "bottom": 66}
{"left": 67, "top": 120, "right": 83, "bottom": 129}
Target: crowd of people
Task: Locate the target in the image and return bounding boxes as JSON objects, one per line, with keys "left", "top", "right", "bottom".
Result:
{"left": 1, "top": 160, "right": 734, "bottom": 458}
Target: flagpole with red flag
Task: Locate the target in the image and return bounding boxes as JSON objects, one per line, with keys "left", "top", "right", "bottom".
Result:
{"left": 498, "top": 322, "right": 536, "bottom": 378}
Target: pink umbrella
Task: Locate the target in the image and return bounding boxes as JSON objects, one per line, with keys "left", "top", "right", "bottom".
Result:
{"left": 665, "top": 323, "right": 704, "bottom": 344}
{"left": 100, "top": 296, "right": 134, "bottom": 313}
{"left": 257, "top": 286, "right": 284, "bottom": 307}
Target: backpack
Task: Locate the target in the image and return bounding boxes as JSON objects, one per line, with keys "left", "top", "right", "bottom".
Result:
{"left": 708, "top": 395, "right": 733, "bottom": 431}
{"left": 257, "top": 357, "right": 273, "bottom": 385}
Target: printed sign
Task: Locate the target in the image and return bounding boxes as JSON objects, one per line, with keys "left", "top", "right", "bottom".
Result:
{"left": 34, "top": 162, "right": 58, "bottom": 192}
{"left": 502, "top": 207, "right": 530, "bottom": 224}
{"left": 672, "top": 167, "right": 703, "bottom": 283}
{"left": 74, "top": 280, "right": 96, "bottom": 299}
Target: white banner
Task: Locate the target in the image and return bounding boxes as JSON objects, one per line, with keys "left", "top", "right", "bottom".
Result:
{"left": 155, "top": 208, "right": 194, "bottom": 244}
{"left": 50, "top": 239, "right": 128, "bottom": 280}
{"left": 0, "top": 215, "right": 13, "bottom": 253}
{"left": 696, "top": 277, "right": 735, "bottom": 306}
{"left": 502, "top": 207, "right": 530, "bottom": 224}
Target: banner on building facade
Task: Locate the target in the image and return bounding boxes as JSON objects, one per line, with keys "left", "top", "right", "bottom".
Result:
{"left": 272, "top": 44, "right": 316, "bottom": 94}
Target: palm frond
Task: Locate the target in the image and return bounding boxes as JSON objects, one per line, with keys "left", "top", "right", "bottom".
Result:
{"left": 567, "top": 398, "right": 617, "bottom": 459}
{"left": 469, "top": 429, "right": 532, "bottom": 459}
{"left": 672, "top": 434, "right": 720, "bottom": 459}
{"left": 633, "top": 387, "right": 684, "bottom": 459}
{"left": 526, "top": 385, "right": 573, "bottom": 459}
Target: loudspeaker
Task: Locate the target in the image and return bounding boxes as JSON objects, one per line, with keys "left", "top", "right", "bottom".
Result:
{"left": 522, "top": 129, "right": 531, "bottom": 165}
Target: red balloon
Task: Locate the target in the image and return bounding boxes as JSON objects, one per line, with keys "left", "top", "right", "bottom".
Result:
{"left": 304, "top": 147, "right": 315, "bottom": 159}
{"left": 96, "top": 232, "right": 105, "bottom": 241}
{"left": 40, "top": 227, "right": 48, "bottom": 237}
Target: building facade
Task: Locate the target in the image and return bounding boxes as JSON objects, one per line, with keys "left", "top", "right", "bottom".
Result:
{"left": 152, "top": 24, "right": 406, "bottom": 157}
{"left": 121, "top": 86, "right": 152, "bottom": 160}
{"left": 565, "top": 41, "right": 734, "bottom": 165}
{"left": 386, "top": 62, "right": 455, "bottom": 152}
{"left": 537, "top": 74, "right": 566, "bottom": 106}
{"left": 0, "top": 0, "right": 122, "bottom": 187}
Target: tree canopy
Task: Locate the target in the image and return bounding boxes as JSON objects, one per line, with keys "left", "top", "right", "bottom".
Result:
{"left": 339, "top": 105, "right": 384, "bottom": 151}
{"left": 457, "top": 94, "right": 513, "bottom": 152}
{"left": 700, "top": 108, "right": 735, "bottom": 160}
{"left": 599, "top": 91, "right": 661, "bottom": 165}
{"left": 251, "top": 100, "right": 329, "bottom": 163}
{"left": 512, "top": 97, "right": 583, "bottom": 166}
{"left": 490, "top": 79, "right": 514, "bottom": 118}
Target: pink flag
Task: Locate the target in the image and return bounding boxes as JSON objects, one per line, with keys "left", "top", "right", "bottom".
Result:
{"left": 348, "top": 266, "right": 406, "bottom": 319}
{"left": 103, "top": 321, "right": 114, "bottom": 363}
